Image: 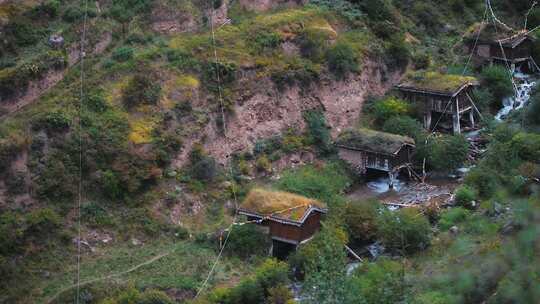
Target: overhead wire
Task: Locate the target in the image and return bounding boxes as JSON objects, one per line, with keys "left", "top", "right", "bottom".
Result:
{"left": 194, "top": 2, "right": 239, "bottom": 298}
{"left": 76, "top": 0, "right": 89, "bottom": 303}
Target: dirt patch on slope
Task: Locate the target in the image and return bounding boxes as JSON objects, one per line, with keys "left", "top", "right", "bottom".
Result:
{"left": 151, "top": 5, "right": 198, "bottom": 34}
{"left": 238, "top": 0, "right": 307, "bottom": 11}
{"left": 173, "top": 59, "right": 402, "bottom": 167}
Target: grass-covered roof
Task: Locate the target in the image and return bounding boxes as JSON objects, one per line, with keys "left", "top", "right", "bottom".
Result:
{"left": 239, "top": 188, "right": 326, "bottom": 222}
{"left": 397, "top": 71, "right": 478, "bottom": 95}
{"left": 336, "top": 128, "right": 415, "bottom": 155}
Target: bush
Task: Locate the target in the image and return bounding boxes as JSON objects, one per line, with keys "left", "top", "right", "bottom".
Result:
{"left": 62, "top": 6, "right": 84, "bottom": 22}
{"left": 510, "top": 132, "right": 540, "bottom": 163}
{"left": 271, "top": 59, "right": 320, "bottom": 90}
{"left": 480, "top": 66, "right": 514, "bottom": 104}
{"left": 343, "top": 200, "right": 379, "bottom": 244}
{"left": 526, "top": 89, "right": 540, "bottom": 126}
{"left": 252, "top": 30, "right": 281, "bottom": 52}
{"left": 454, "top": 185, "right": 477, "bottom": 209}
{"left": 382, "top": 116, "right": 424, "bottom": 140}
{"left": 326, "top": 42, "right": 359, "bottom": 79}
{"left": 25, "top": 208, "right": 61, "bottom": 236}
{"left": 227, "top": 224, "right": 268, "bottom": 259}
{"left": 438, "top": 207, "right": 471, "bottom": 231}
{"left": 471, "top": 88, "right": 495, "bottom": 112}
{"left": 465, "top": 167, "right": 499, "bottom": 199}
{"left": 413, "top": 52, "right": 431, "bottom": 70}
{"left": 255, "top": 155, "right": 272, "bottom": 173}
{"left": 112, "top": 46, "right": 134, "bottom": 62}
{"left": 376, "top": 208, "right": 431, "bottom": 254}
{"left": 276, "top": 162, "right": 351, "bottom": 205}
{"left": 122, "top": 73, "right": 161, "bottom": 108}
{"left": 373, "top": 96, "right": 411, "bottom": 124}
{"left": 347, "top": 258, "right": 404, "bottom": 304}
{"left": 427, "top": 135, "right": 469, "bottom": 172}
{"left": 298, "top": 28, "right": 330, "bottom": 62}
{"left": 35, "top": 111, "right": 71, "bottom": 132}
{"left": 304, "top": 110, "right": 332, "bottom": 154}
{"left": 385, "top": 35, "right": 410, "bottom": 68}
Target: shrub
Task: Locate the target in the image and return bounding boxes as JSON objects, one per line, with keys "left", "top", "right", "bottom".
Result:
{"left": 480, "top": 66, "right": 514, "bottom": 103}
{"left": 427, "top": 135, "right": 469, "bottom": 172}
{"left": 112, "top": 46, "right": 134, "bottom": 62}
{"left": 471, "top": 88, "right": 495, "bottom": 112}
{"left": 454, "top": 185, "right": 477, "bottom": 209}
{"left": 465, "top": 167, "right": 499, "bottom": 199}
{"left": 252, "top": 30, "right": 281, "bottom": 52}
{"left": 204, "top": 61, "right": 237, "bottom": 91}
{"left": 373, "top": 96, "right": 411, "bottom": 124}
{"left": 385, "top": 35, "right": 410, "bottom": 68}
{"left": 35, "top": 111, "right": 71, "bottom": 132}
{"left": 526, "top": 90, "right": 540, "bottom": 126}
{"left": 376, "top": 208, "right": 431, "bottom": 254}
{"left": 438, "top": 207, "right": 471, "bottom": 231}
{"left": 271, "top": 59, "right": 320, "bottom": 90}
{"left": 253, "top": 136, "right": 282, "bottom": 156}
{"left": 343, "top": 200, "right": 379, "bottom": 244}
{"left": 62, "top": 6, "right": 84, "bottom": 22}
{"left": 413, "top": 52, "right": 431, "bottom": 70}
{"left": 25, "top": 208, "right": 61, "bottom": 236}
{"left": 6, "top": 21, "right": 40, "bottom": 47}
{"left": 347, "top": 258, "right": 404, "bottom": 304}
{"left": 326, "top": 42, "right": 359, "bottom": 79}
{"left": 227, "top": 224, "right": 268, "bottom": 259}
{"left": 511, "top": 132, "right": 540, "bottom": 162}
{"left": 298, "top": 28, "right": 330, "bottom": 62}
{"left": 382, "top": 116, "right": 424, "bottom": 140}
{"left": 256, "top": 155, "right": 272, "bottom": 173}
{"left": 304, "top": 110, "right": 332, "bottom": 154}
{"left": 267, "top": 285, "right": 293, "bottom": 304}
{"left": 122, "top": 73, "right": 161, "bottom": 108}
{"left": 191, "top": 157, "right": 217, "bottom": 181}
{"left": 276, "top": 162, "right": 351, "bottom": 205}
{"left": 5, "top": 171, "right": 26, "bottom": 195}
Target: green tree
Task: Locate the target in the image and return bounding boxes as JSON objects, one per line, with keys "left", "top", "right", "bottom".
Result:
{"left": 376, "top": 208, "right": 431, "bottom": 254}
{"left": 302, "top": 226, "right": 349, "bottom": 304}
{"left": 480, "top": 66, "right": 514, "bottom": 104}
{"left": 427, "top": 135, "right": 469, "bottom": 172}
{"left": 326, "top": 42, "right": 359, "bottom": 79}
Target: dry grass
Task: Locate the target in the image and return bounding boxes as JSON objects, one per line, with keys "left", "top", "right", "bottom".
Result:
{"left": 400, "top": 71, "right": 478, "bottom": 94}
{"left": 240, "top": 188, "right": 325, "bottom": 221}
{"left": 337, "top": 128, "right": 415, "bottom": 155}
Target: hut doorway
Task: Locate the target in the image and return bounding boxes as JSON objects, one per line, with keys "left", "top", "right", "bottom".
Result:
{"left": 271, "top": 239, "right": 297, "bottom": 260}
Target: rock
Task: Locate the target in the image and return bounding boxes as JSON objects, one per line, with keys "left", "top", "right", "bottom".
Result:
{"left": 449, "top": 226, "right": 459, "bottom": 235}
{"left": 167, "top": 170, "right": 177, "bottom": 178}
{"left": 131, "top": 238, "right": 142, "bottom": 246}
{"left": 501, "top": 221, "right": 515, "bottom": 235}
{"left": 48, "top": 34, "right": 64, "bottom": 48}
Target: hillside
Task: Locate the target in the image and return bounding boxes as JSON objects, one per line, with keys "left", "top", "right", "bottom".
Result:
{"left": 1, "top": 0, "right": 540, "bottom": 303}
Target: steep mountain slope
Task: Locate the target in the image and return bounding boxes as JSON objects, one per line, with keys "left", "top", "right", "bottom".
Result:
{"left": 1, "top": 0, "right": 539, "bottom": 303}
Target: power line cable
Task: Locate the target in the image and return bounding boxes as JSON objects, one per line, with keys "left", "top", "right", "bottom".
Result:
{"left": 194, "top": 2, "right": 239, "bottom": 298}
{"left": 76, "top": 0, "right": 89, "bottom": 303}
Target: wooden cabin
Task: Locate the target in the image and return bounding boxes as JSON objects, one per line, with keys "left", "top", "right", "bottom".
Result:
{"left": 465, "top": 23, "right": 538, "bottom": 72}
{"left": 396, "top": 72, "right": 479, "bottom": 134}
{"left": 238, "top": 189, "right": 327, "bottom": 257}
{"left": 336, "top": 128, "right": 415, "bottom": 176}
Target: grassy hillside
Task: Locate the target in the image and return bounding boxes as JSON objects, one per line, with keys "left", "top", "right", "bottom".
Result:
{"left": 1, "top": 0, "right": 540, "bottom": 303}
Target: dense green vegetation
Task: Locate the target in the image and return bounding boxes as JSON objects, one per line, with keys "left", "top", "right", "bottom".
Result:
{"left": 1, "top": 0, "right": 540, "bottom": 303}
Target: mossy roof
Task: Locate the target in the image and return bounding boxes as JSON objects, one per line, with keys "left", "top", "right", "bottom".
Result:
{"left": 397, "top": 71, "right": 478, "bottom": 96}
{"left": 464, "top": 23, "right": 534, "bottom": 47}
{"left": 239, "top": 188, "right": 326, "bottom": 223}
{"left": 336, "top": 128, "right": 415, "bottom": 155}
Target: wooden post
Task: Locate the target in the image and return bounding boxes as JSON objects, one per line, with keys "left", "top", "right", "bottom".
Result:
{"left": 469, "top": 110, "right": 475, "bottom": 129}
{"left": 453, "top": 98, "right": 461, "bottom": 134}
{"left": 424, "top": 110, "right": 432, "bottom": 130}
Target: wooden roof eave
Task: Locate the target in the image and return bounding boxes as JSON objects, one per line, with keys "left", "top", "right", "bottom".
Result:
{"left": 397, "top": 82, "right": 477, "bottom": 98}
{"left": 237, "top": 206, "right": 328, "bottom": 227}
{"left": 336, "top": 142, "right": 415, "bottom": 157}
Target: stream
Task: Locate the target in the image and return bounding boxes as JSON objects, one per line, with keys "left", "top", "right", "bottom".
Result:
{"left": 495, "top": 69, "right": 537, "bottom": 120}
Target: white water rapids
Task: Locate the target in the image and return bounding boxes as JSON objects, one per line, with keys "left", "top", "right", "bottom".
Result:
{"left": 495, "top": 70, "right": 537, "bottom": 120}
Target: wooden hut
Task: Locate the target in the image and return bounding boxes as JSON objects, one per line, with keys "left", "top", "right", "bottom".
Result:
{"left": 465, "top": 23, "right": 538, "bottom": 72}
{"left": 336, "top": 128, "right": 415, "bottom": 177}
{"left": 396, "top": 72, "right": 480, "bottom": 134}
{"left": 238, "top": 189, "right": 327, "bottom": 257}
